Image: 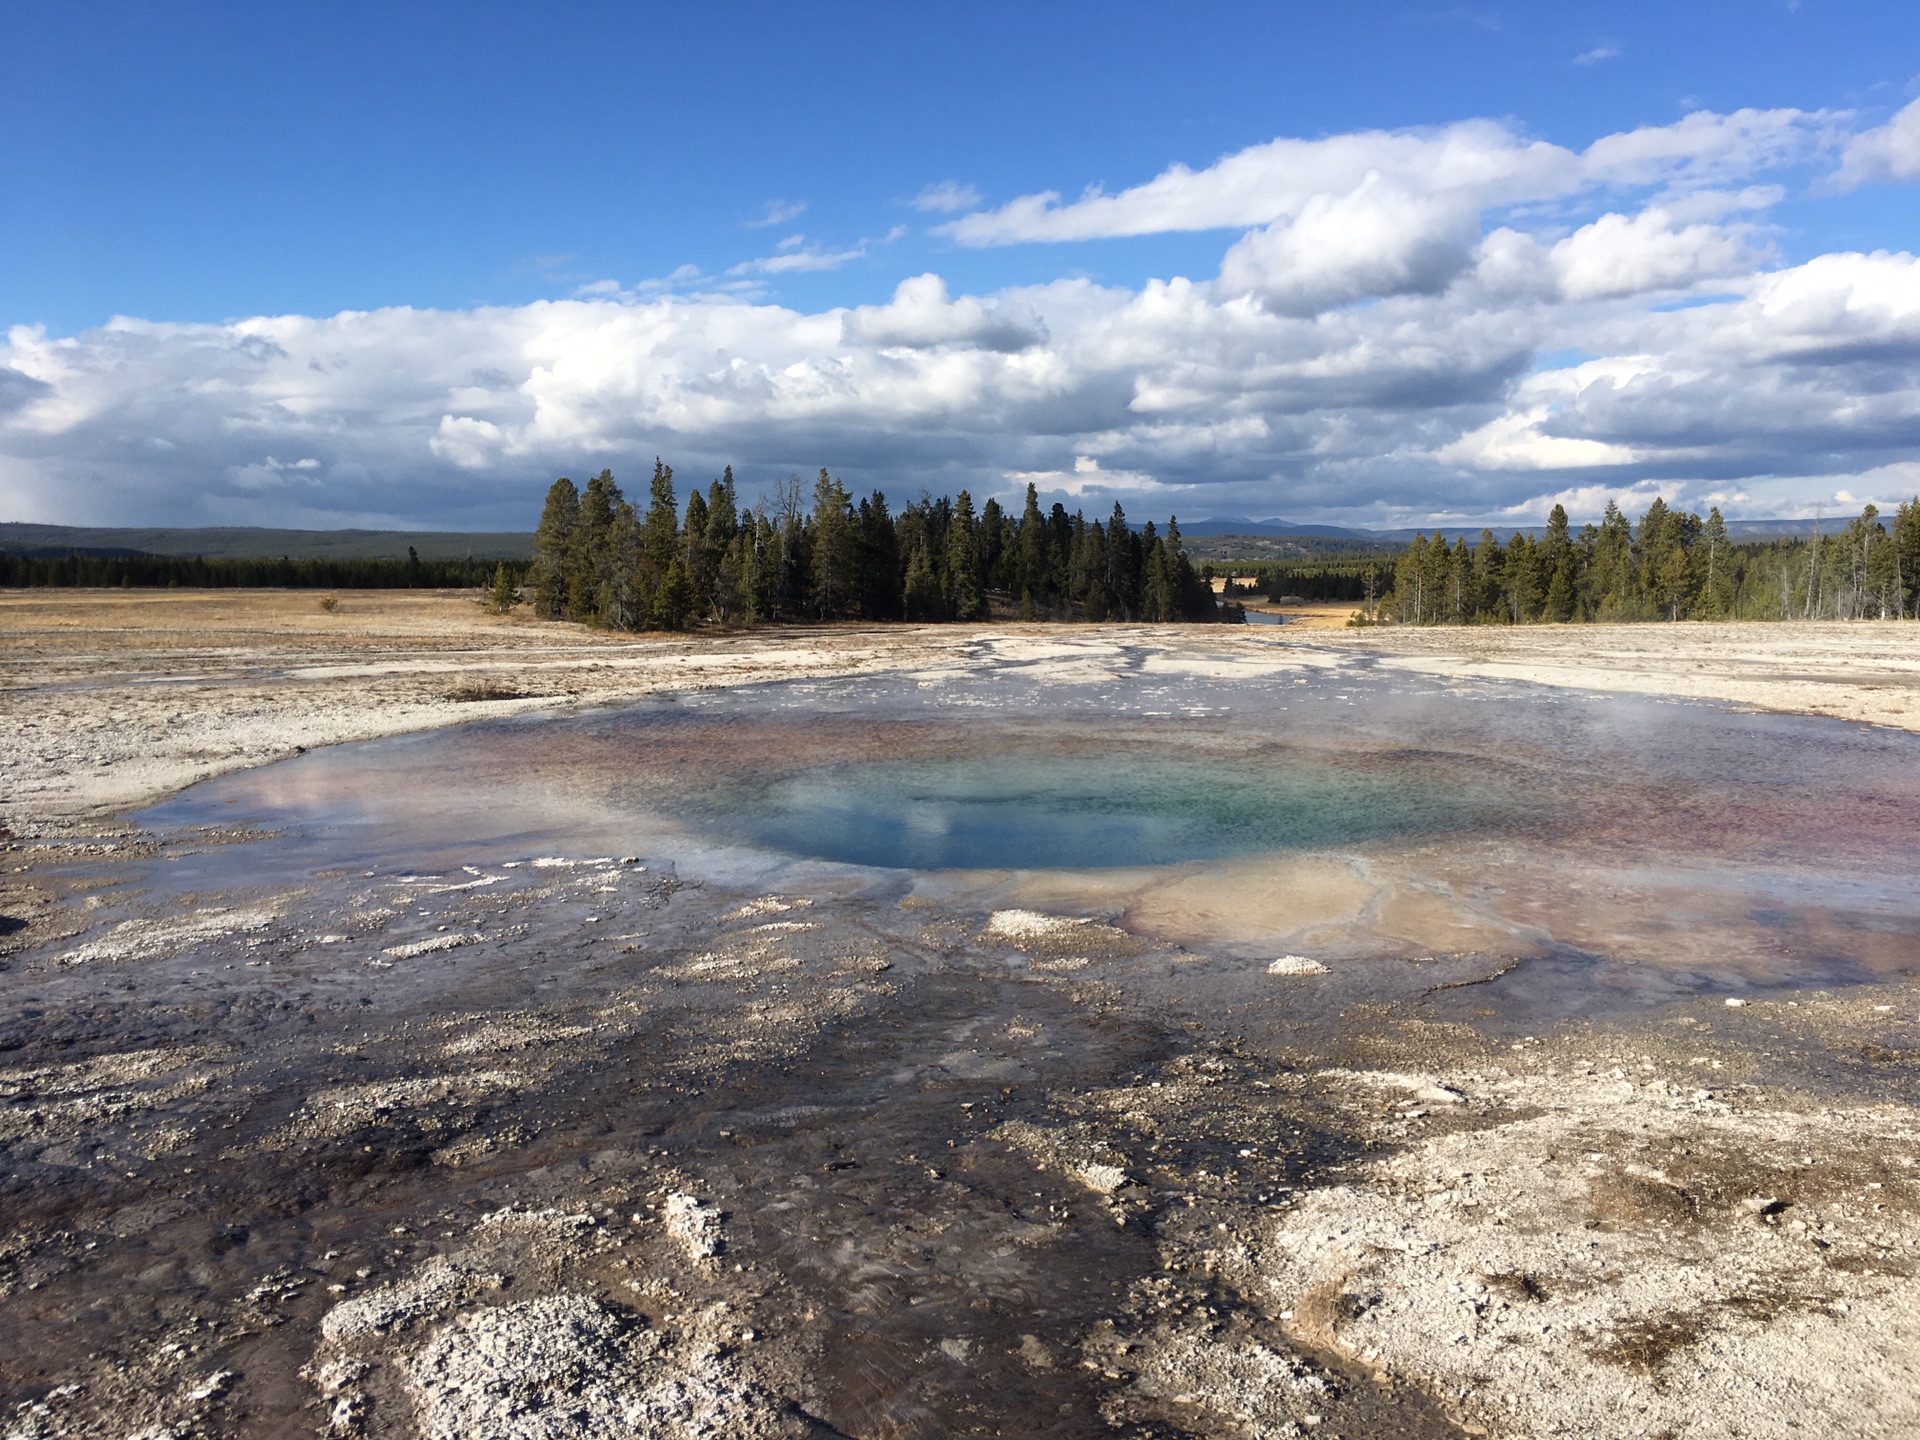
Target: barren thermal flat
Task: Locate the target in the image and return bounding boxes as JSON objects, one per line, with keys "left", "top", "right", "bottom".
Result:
{"left": 4, "top": 598, "right": 1920, "bottom": 1440}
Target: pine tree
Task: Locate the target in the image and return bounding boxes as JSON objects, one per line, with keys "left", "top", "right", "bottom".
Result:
{"left": 1656, "top": 544, "right": 1693, "bottom": 620}
{"left": 1504, "top": 533, "right": 1541, "bottom": 623}
{"left": 529, "top": 477, "right": 580, "bottom": 619}
{"left": 809, "top": 469, "right": 857, "bottom": 619}
{"left": 1894, "top": 498, "right": 1920, "bottom": 619}
{"left": 633, "top": 460, "right": 679, "bottom": 622}
{"left": 1016, "top": 483, "right": 1049, "bottom": 614}
{"left": 653, "top": 556, "right": 696, "bottom": 630}
{"left": 1634, "top": 497, "right": 1674, "bottom": 611}
{"left": 701, "top": 468, "right": 739, "bottom": 619}
{"left": 1543, "top": 559, "right": 1574, "bottom": 623}
{"left": 903, "top": 539, "right": 942, "bottom": 621}
{"left": 1081, "top": 523, "right": 1111, "bottom": 621}
{"left": 1162, "top": 517, "right": 1212, "bottom": 619}
{"left": 1105, "top": 503, "right": 1134, "bottom": 619}
{"left": 1699, "top": 507, "right": 1732, "bottom": 619}
{"left": 606, "top": 500, "right": 644, "bottom": 628}
{"left": 980, "top": 498, "right": 1009, "bottom": 593}
{"left": 568, "top": 470, "right": 621, "bottom": 623}
{"left": 1471, "top": 530, "right": 1503, "bottom": 618}
{"left": 1068, "top": 515, "right": 1104, "bottom": 617}
{"left": 1047, "top": 503, "right": 1074, "bottom": 611}
{"left": 945, "top": 489, "right": 986, "bottom": 620}
{"left": 853, "top": 492, "right": 900, "bottom": 620}
{"left": 1395, "top": 534, "right": 1430, "bottom": 623}
{"left": 485, "top": 562, "right": 518, "bottom": 614}
{"left": 1142, "top": 531, "right": 1172, "bottom": 622}
{"left": 1593, "top": 501, "right": 1634, "bottom": 618}
{"left": 682, "top": 487, "right": 711, "bottom": 620}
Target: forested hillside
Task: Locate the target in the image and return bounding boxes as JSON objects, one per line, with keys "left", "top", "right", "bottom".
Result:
{"left": 0, "top": 549, "right": 518, "bottom": 590}
{"left": 526, "top": 465, "right": 1219, "bottom": 629}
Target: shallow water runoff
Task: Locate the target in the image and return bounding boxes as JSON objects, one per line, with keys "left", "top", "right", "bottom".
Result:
{"left": 11, "top": 639, "right": 1920, "bottom": 1440}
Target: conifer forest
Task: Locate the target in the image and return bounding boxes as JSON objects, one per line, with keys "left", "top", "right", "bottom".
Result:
{"left": 1381, "top": 497, "right": 1920, "bottom": 626}
{"left": 524, "top": 463, "right": 1920, "bottom": 631}
{"left": 525, "top": 464, "right": 1220, "bottom": 629}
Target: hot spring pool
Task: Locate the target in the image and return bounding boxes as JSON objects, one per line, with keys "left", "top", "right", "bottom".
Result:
{"left": 699, "top": 751, "right": 1511, "bottom": 870}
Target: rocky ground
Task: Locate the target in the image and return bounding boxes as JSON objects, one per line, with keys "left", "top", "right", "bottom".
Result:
{"left": 3, "top": 593, "right": 1920, "bottom": 1440}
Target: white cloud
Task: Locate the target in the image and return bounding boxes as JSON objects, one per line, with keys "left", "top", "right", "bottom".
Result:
{"left": 1574, "top": 42, "right": 1621, "bottom": 66}
{"left": 728, "top": 239, "right": 868, "bottom": 275}
{"left": 1724, "top": 249, "right": 1920, "bottom": 360}
{"left": 1834, "top": 97, "right": 1920, "bottom": 186}
{"left": 1437, "top": 409, "right": 1645, "bottom": 471}
{"left": 943, "top": 120, "right": 1577, "bottom": 245}
{"left": 1550, "top": 207, "right": 1751, "bottom": 301}
{"left": 429, "top": 415, "right": 507, "bottom": 470}
{"left": 912, "top": 180, "right": 983, "bottom": 213}
{"left": 747, "top": 199, "right": 807, "bottom": 228}
{"left": 940, "top": 107, "right": 1836, "bottom": 254}
{"left": 1214, "top": 178, "right": 1482, "bottom": 314}
{"left": 8, "top": 106, "right": 1920, "bottom": 530}
{"left": 1007, "top": 454, "right": 1168, "bottom": 498}
{"left": 1488, "top": 478, "right": 1672, "bottom": 522}
{"left": 1579, "top": 107, "right": 1835, "bottom": 189}
{"left": 224, "top": 455, "right": 325, "bottom": 491}
{"left": 841, "top": 274, "right": 1047, "bottom": 351}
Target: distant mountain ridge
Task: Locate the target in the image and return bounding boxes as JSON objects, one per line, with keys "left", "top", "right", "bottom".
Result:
{"left": 0, "top": 515, "right": 1846, "bottom": 564}
{"left": 1176, "top": 518, "right": 1376, "bottom": 539}
{"left": 0, "top": 523, "right": 533, "bottom": 561}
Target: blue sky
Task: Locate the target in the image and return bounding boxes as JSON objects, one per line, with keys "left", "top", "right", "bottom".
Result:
{"left": 4, "top": 1, "right": 1920, "bottom": 529}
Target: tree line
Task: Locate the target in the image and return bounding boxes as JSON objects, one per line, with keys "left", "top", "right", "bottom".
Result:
{"left": 526, "top": 464, "right": 1219, "bottom": 629}
{"left": 1383, "top": 498, "right": 1920, "bottom": 625}
{"left": 1215, "top": 559, "right": 1396, "bottom": 604}
{"left": 0, "top": 548, "right": 524, "bottom": 591}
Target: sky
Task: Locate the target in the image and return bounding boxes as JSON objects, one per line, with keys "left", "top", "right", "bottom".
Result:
{"left": 4, "top": 1, "right": 1920, "bottom": 531}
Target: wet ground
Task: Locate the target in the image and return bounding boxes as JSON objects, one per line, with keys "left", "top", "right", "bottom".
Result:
{"left": 5, "top": 643, "right": 1920, "bottom": 1438}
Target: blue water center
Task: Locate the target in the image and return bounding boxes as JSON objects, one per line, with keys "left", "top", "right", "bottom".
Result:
{"left": 705, "top": 752, "right": 1507, "bottom": 870}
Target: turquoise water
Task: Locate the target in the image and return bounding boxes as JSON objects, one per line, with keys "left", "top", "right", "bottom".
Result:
{"left": 703, "top": 751, "right": 1506, "bottom": 870}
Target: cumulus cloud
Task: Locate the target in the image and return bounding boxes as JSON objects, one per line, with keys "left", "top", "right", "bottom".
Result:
{"left": 934, "top": 106, "right": 1841, "bottom": 328}
{"left": 429, "top": 415, "right": 507, "bottom": 470}
{"left": 1214, "top": 179, "right": 1482, "bottom": 314}
{"left": 1834, "top": 97, "right": 1920, "bottom": 186}
{"left": 1550, "top": 207, "right": 1752, "bottom": 300}
{"left": 841, "top": 274, "right": 1047, "bottom": 351}
{"left": 8, "top": 103, "right": 1920, "bottom": 529}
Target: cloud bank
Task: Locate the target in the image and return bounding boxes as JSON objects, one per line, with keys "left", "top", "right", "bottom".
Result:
{"left": 5, "top": 103, "right": 1920, "bottom": 529}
